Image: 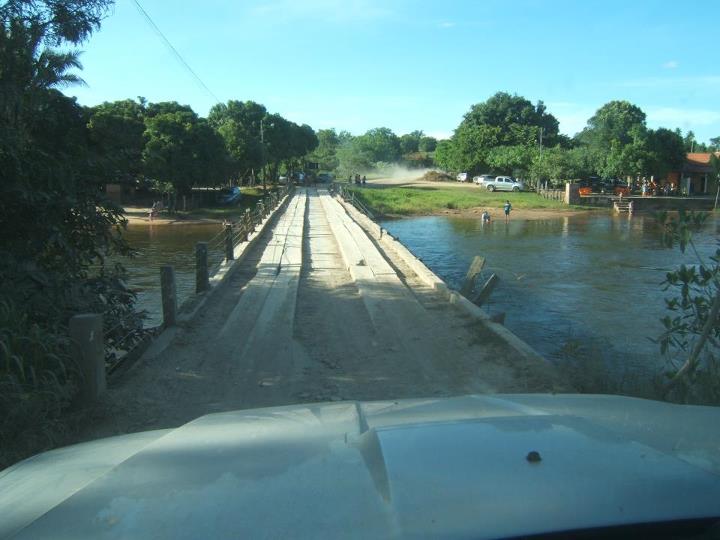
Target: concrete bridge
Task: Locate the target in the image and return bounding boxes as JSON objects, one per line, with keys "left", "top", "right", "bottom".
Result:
{"left": 85, "top": 188, "right": 564, "bottom": 439}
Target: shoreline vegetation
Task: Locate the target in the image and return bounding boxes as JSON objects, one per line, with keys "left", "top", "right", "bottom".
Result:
{"left": 124, "top": 177, "right": 599, "bottom": 225}
{"left": 123, "top": 187, "right": 271, "bottom": 225}
{"left": 347, "top": 178, "right": 597, "bottom": 220}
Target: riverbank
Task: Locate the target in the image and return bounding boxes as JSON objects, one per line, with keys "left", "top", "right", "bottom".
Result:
{"left": 123, "top": 187, "right": 272, "bottom": 225}
{"left": 349, "top": 184, "right": 596, "bottom": 219}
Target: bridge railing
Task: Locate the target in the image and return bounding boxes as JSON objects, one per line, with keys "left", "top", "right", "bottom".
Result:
{"left": 85, "top": 183, "right": 295, "bottom": 381}
{"left": 330, "top": 182, "right": 376, "bottom": 220}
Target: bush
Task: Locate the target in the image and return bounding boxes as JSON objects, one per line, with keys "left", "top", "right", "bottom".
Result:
{"left": 0, "top": 301, "right": 80, "bottom": 467}
{"left": 421, "top": 170, "right": 454, "bottom": 182}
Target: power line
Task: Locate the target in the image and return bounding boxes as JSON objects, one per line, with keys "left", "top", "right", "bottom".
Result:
{"left": 131, "top": 0, "right": 222, "bottom": 104}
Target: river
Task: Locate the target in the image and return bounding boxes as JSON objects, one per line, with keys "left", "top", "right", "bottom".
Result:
{"left": 122, "top": 223, "right": 223, "bottom": 326}
{"left": 380, "top": 212, "right": 719, "bottom": 382}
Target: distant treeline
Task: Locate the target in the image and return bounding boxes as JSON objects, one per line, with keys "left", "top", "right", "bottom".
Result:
{"left": 434, "top": 92, "right": 720, "bottom": 188}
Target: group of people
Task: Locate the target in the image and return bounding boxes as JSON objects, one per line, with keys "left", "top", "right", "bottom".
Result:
{"left": 637, "top": 179, "right": 682, "bottom": 197}
{"left": 480, "top": 200, "right": 513, "bottom": 224}
{"left": 349, "top": 174, "right": 366, "bottom": 185}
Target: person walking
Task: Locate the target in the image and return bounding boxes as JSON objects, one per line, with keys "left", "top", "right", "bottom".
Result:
{"left": 503, "top": 200, "right": 512, "bottom": 223}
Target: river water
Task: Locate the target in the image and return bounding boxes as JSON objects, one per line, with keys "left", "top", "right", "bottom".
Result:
{"left": 122, "top": 224, "right": 223, "bottom": 326}
{"left": 380, "top": 213, "right": 720, "bottom": 380}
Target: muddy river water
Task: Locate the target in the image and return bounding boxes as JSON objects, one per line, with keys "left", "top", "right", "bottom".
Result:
{"left": 380, "top": 213, "right": 719, "bottom": 378}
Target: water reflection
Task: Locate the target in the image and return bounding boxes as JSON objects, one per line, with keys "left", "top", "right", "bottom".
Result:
{"left": 381, "top": 213, "right": 719, "bottom": 378}
{"left": 122, "top": 223, "right": 223, "bottom": 326}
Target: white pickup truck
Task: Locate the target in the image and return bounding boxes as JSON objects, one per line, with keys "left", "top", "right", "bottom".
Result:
{"left": 484, "top": 176, "right": 524, "bottom": 192}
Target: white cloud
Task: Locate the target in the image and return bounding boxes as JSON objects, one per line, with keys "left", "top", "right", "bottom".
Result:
{"left": 662, "top": 60, "right": 679, "bottom": 69}
{"left": 438, "top": 21, "right": 455, "bottom": 28}
{"left": 251, "top": 0, "right": 392, "bottom": 23}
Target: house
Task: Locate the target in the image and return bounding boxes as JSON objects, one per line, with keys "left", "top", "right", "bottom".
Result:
{"left": 666, "top": 152, "right": 719, "bottom": 195}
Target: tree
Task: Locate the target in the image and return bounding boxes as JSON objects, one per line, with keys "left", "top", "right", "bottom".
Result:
{"left": 208, "top": 100, "right": 266, "bottom": 181}
{"left": 576, "top": 100, "right": 653, "bottom": 178}
{"left": 486, "top": 145, "right": 535, "bottom": 177}
{"left": 336, "top": 138, "right": 373, "bottom": 176}
{"left": 461, "top": 92, "right": 560, "bottom": 147}
{"left": 307, "top": 128, "right": 340, "bottom": 171}
{"left": 87, "top": 98, "right": 147, "bottom": 182}
{"left": 647, "top": 128, "right": 686, "bottom": 179}
{"left": 355, "top": 127, "right": 401, "bottom": 164}
{"left": 708, "top": 136, "right": 720, "bottom": 152}
{"left": 418, "top": 136, "right": 437, "bottom": 152}
{"left": 530, "top": 146, "right": 589, "bottom": 185}
{"left": 0, "top": 0, "right": 137, "bottom": 460}
{"left": 143, "top": 105, "right": 228, "bottom": 194}
{"left": 399, "top": 130, "right": 424, "bottom": 154}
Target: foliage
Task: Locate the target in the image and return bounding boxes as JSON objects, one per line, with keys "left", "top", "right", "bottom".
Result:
{"left": 143, "top": 103, "right": 228, "bottom": 194}
{"left": 354, "top": 127, "right": 401, "bottom": 163}
{"left": 0, "top": 0, "right": 146, "bottom": 460}
{"left": 418, "top": 136, "right": 437, "bottom": 152}
{"left": 434, "top": 92, "right": 559, "bottom": 175}
{"left": 657, "top": 211, "right": 720, "bottom": 403}
{"left": 399, "top": 130, "right": 424, "bottom": 154}
{"left": 306, "top": 128, "right": 340, "bottom": 171}
{"left": 87, "top": 98, "right": 147, "bottom": 183}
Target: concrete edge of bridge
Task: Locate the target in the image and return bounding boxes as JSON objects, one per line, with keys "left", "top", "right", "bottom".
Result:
{"left": 335, "top": 195, "right": 549, "bottom": 366}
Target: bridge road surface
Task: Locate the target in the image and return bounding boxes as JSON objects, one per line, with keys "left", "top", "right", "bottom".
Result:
{"left": 84, "top": 188, "right": 564, "bottom": 439}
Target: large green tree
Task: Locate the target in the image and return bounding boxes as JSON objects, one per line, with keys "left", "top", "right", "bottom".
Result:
{"left": 307, "top": 128, "right": 340, "bottom": 171}
{"left": 355, "top": 127, "right": 401, "bottom": 164}
{"left": 208, "top": 100, "right": 266, "bottom": 181}
{"left": 87, "top": 98, "right": 146, "bottom": 182}
{"left": 436, "top": 92, "right": 559, "bottom": 174}
{"left": 143, "top": 104, "right": 228, "bottom": 194}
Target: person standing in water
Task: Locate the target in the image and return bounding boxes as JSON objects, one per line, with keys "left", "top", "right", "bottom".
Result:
{"left": 503, "top": 200, "right": 512, "bottom": 223}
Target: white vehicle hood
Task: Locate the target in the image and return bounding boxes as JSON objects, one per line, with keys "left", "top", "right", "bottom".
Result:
{"left": 1, "top": 394, "right": 720, "bottom": 539}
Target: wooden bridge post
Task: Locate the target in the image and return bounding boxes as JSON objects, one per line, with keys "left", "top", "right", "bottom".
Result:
{"left": 242, "top": 209, "right": 251, "bottom": 241}
{"left": 471, "top": 274, "right": 499, "bottom": 307}
{"left": 195, "top": 242, "right": 209, "bottom": 293}
{"left": 69, "top": 313, "right": 105, "bottom": 405}
{"left": 224, "top": 223, "right": 234, "bottom": 261}
{"left": 160, "top": 265, "right": 177, "bottom": 327}
{"left": 460, "top": 256, "right": 486, "bottom": 298}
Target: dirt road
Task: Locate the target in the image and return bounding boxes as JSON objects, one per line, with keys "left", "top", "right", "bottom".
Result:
{"left": 82, "top": 189, "right": 566, "bottom": 441}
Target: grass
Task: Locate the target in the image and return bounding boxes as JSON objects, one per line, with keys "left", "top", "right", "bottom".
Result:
{"left": 348, "top": 185, "right": 590, "bottom": 216}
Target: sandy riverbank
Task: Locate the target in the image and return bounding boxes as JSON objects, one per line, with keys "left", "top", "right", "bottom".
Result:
{"left": 124, "top": 206, "right": 225, "bottom": 225}
{"left": 428, "top": 206, "right": 600, "bottom": 221}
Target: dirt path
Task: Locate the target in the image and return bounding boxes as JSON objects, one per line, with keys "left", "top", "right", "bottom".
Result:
{"left": 80, "top": 188, "right": 566, "bottom": 442}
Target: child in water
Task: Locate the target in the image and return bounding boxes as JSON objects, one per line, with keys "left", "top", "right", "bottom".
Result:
{"left": 503, "top": 200, "right": 512, "bottom": 223}
{"left": 481, "top": 210, "right": 491, "bottom": 224}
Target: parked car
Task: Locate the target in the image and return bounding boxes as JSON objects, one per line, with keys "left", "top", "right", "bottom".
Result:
{"left": 217, "top": 186, "right": 241, "bottom": 206}
{"left": 456, "top": 172, "right": 468, "bottom": 182}
{"left": 484, "top": 176, "right": 524, "bottom": 192}
{"left": 473, "top": 174, "right": 495, "bottom": 186}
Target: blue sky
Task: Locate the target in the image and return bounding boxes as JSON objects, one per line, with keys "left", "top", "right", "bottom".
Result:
{"left": 64, "top": 0, "right": 720, "bottom": 143}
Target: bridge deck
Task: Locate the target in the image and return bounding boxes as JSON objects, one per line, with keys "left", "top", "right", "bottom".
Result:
{"left": 85, "top": 188, "right": 564, "bottom": 438}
